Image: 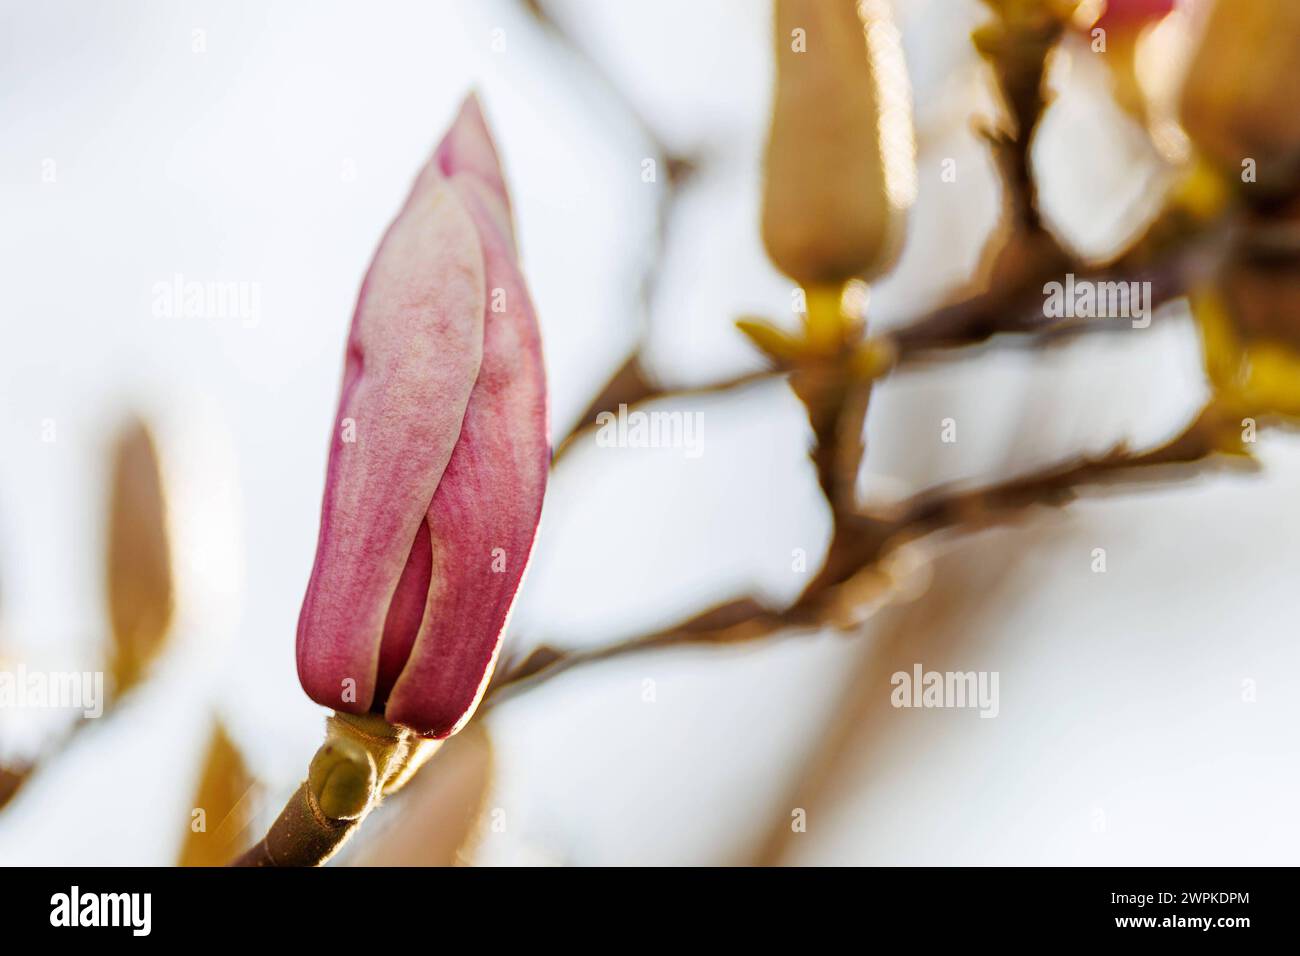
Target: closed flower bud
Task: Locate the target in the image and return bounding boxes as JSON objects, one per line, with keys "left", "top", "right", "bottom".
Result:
{"left": 296, "top": 95, "right": 549, "bottom": 739}
{"left": 106, "top": 419, "right": 174, "bottom": 697}
{"left": 761, "top": 0, "right": 916, "bottom": 287}
{"left": 1180, "top": 0, "right": 1300, "bottom": 195}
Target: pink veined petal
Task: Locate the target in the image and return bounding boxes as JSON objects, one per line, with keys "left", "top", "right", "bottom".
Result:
{"left": 435, "top": 94, "right": 512, "bottom": 212}
{"left": 296, "top": 175, "right": 486, "bottom": 717}
{"left": 417, "top": 93, "right": 517, "bottom": 253}
{"left": 402, "top": 96, "right": 512, "bottom": 243}
{"left": 375, "top": 194, "right": 515, "bottom": 710}
{"left": 384, "top": 173, "right": 550, "bottom": 738}
{"left": 370, "top": 97, "right": 516, "bottom": 710}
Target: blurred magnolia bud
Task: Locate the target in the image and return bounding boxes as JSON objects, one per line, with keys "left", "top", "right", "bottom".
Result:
{"left": 1094, "top": 0, "right": 1175, "bottom": 31}
{"left": 106, "top": 418, "right": 174, "bottom": 697}
{"left": 178, "top": 720, "right": 256, "bottom": 866}
{"left": 1180, "top": 0, "right": 1300, "bottom": 196}
{"left": 761, "top": 0, "right": 915, "bottom": 288}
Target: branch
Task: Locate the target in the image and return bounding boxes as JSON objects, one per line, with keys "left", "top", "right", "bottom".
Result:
{"left": 886, "top": 228, "right": 1216, "bottom": 363}
{"left": 1, "top": 702, "right": 106, "bottom": 811}
{"left": 0, "top": 767, "right": 25, "bottom": 810}
{"left": 491, "top": 402, "right": 1244, "bottom": 702}
{"left": 232, "top": 713, "right": 438, "bottom": 867}
{"left": 551, "top": 209, "right": 1226, "bottom": 465}
{"left": 553, "top": 359, "right": 780, "bottom": 462}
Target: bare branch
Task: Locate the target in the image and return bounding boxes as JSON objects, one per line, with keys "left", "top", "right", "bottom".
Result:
{"left": 492, "top": 404, "right": 1242, "bottom": 702}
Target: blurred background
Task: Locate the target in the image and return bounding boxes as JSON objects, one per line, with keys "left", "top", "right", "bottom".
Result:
{"left": 1, "top": 0, "right": 1297, "bottom": 865}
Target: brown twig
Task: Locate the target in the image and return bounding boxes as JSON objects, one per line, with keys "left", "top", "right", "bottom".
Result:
{"left": 888, "top": 240, "right": 1197, "bottom": 361}
{"left": 233, "top": 782, "right": 360, "bottom": 867}
{"left": 490, "top": 402, "right": 1245, "bottom": 705}
{"left": 0, "top": 707, "right": 100, "bottom": 811}
{"left": 552, "top": 361, "right": 780, "bottom": 462}
{"left": 0, "top": 766, "right": 26, "bottom": 809}
{"left": 551, "top": 209, "right": 1227, "bottom": 466}
{"left": 232, "top": 712, "right": 439, "bottom": 867}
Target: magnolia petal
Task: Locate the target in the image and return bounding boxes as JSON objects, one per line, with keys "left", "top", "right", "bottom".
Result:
{"left": 372, "top": 98, "right": 517, "bottom": 706}
{"left": 408, "top": 94, "right": 516, "bottom": 252}
{"left": 296, "top": 175, "right": 486, "bottom": 716}
{"left": 1180, "top": 0, "right": 1300, "bottom": 194}
{"left": 375, "top": 518, "right": 434, "bottom": 703}
{"left": 385, "top": 176, "right": 549, "bottom": 738}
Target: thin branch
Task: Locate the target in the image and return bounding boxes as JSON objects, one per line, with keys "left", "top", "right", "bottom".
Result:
{"left": 0, "top": 704, "right": 105, "bottom": 811}
{"left": 0, "top": 767, "right": 26, "bottom": 810}
{"left": 887, "top": 229, "right": 1215, "bottom": 363}
{"left": 551, "top": 213, "right": 1226, "bottom": 465}
{"left": 553, "top": 362, "right": 780, "bottom": 462}
{"left": 491, "top": 403, "right": 1243, "bottom": 703}
{"left": 232, "top": 713, "right": 439, "bottom": 867}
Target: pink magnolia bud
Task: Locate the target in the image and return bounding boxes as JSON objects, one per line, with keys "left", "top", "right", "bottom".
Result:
{"left": 1180, "top": 0, "right": 1300, "bottom": 195}
{"left": 296, "top": 95, "right": 549, "bottom": 739}
{"left": 1095, "top": 0, "right": 1175, "bottom": 31}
